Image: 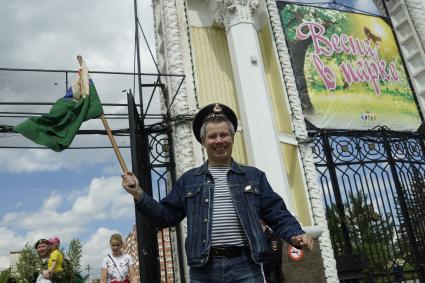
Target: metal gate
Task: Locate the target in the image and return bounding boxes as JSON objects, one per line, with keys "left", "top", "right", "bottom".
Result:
{"left": 312, "top": 127, "right": 425, "bottom": 282}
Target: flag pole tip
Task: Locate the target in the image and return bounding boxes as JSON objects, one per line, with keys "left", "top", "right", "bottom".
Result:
{"left": 77, "top": 55, "right": 83, "bottom": 66}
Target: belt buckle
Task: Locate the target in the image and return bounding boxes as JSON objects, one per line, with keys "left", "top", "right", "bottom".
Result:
{"left": 211, "top": 246, "right": 228, "bottom": 257}
{"left": 215, "top": 247, "right": 227, "bottom": 257}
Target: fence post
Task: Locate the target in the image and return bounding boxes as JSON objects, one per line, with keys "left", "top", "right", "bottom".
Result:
{"left": 127, "top": 90, "right": 161, "bottom": 283}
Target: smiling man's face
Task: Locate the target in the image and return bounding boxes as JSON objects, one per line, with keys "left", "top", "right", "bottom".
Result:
{"left": 202, "top": 121, "right": 234, "bottom": 166}
{"left": 36, "top": 242, "right": 49, "bottom": 258}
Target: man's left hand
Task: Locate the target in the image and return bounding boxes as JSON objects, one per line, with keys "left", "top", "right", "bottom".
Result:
{"left": 291, "top": 234, "right": 314, "bottom": 251}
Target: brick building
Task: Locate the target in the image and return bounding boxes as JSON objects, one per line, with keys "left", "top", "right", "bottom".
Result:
{"left": 124, "top": 224, "right": 175, "bottom": 283}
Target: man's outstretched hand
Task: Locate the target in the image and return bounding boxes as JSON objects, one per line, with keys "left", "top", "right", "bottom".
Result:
{"left": 122, "top": 172, "right": 143, "bottom": 201}
{"left": 291, "top": 234, "right": 314, "bottom": 251}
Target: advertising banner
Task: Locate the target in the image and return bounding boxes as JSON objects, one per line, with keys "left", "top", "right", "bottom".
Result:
{"left": 277, "top": 2, "right": 422, "bottom": 131}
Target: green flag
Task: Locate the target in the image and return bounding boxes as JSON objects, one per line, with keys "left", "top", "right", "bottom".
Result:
{"left": 14, "top": 57, "right": 103, "bottom": 151}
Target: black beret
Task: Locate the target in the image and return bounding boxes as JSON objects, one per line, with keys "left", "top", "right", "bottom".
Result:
{"left": 192, "top": 103, "right": 238, "bottom": 143}
{"left": 34, "top": 239, "right": 47, "bottom": 249}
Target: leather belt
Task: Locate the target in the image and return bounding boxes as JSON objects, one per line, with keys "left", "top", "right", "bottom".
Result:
{"left": 209, "top": 246, "right": 250, "bottom": 258}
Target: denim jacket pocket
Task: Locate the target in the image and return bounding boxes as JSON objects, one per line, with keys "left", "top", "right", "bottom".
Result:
{"left": 185, "top": 185, "right": 202, "bottom": 198}
{"left": 184, "top": 185, "right": 203, "bottom": 215}
{"left": 242, "top": 182, "right": 261, "bottom": 210}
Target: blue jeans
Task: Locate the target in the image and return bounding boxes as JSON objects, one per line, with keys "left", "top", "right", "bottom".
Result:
{"left": 189, "top": 254, "right": 264, "bottom": 283}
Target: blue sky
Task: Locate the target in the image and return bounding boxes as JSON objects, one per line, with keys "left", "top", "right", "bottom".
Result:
{"left": 0, "top": 0, "right": 381, "bottom": 280}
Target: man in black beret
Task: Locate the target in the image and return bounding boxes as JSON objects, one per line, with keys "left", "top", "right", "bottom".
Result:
{"left": 122, "top": 103, "right": 313, "bottom": 282}
{"left": 32, "top": 239, "right": 50, "bottom": 283}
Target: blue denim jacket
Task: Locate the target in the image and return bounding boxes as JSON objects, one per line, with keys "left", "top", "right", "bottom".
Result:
{"left": 135, "top": 160, "right": 304, "bottom": 267}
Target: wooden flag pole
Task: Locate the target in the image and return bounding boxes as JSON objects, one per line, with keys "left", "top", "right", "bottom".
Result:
{"left": 100, "top": 113, "right": 128, "bottom": 172}
{"left": 75, "top": 56, "right": 127, "bottom": 173}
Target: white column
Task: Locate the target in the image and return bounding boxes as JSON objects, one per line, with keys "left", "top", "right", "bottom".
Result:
{"left": 216, "top": 0, "right": 294, "bottom": 211}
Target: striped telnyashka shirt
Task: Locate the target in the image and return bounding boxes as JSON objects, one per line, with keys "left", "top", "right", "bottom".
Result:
{"left": 209, "top": 166, "right": 248, "bottom": 247}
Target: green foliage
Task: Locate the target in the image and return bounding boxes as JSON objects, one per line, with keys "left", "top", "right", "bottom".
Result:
{"left": 325, "top": 204, "right": 347, "bottom": 254}
{"left": 14, "top": 243, "right": 44, "bottom": 283}
{"left": 66, "top": 239, "right": 83, "bottom": 274}
{"left": 0, "top": 268, "right": 12, "bottom": 283}
{"left": 326, "top": 193, "right": 396, "bottom": 276}
{"left": 59, "top": 257, "right": 75, "bottom": 283}
{"left": 7, "top": 239, "right": 87, "bottom": 283}
{"left": 280, "top": 4, "right": 346, "bottom": 40}
{"left": 73, "top": 273, "right": 89, "bottom": 283}
{"left": 395, "top": 167, "right": 425, "bottom": 263}
{"left": 346, "top": 193, "right": 395, "bottom": 274}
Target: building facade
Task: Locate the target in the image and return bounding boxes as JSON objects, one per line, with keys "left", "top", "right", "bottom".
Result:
{"left": 149, "top": 0, "right": 425, "bottom": 281}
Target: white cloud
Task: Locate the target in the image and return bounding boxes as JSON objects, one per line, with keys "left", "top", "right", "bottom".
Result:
{"left": 0, "top": 1, "right": 136, "bottom": 70}
{"left": 0, "top": 175, "right": 135, "bottom": 270}
{"left": 71, "top": 176, "right": 134, "bottom": 220}
{"left": 41, "top": 192, "right": 63, "bottom": 211}
{"left": 2, "top": 176, "right": 133, "bottom": 228}
{"left": 0, "top": 150, "right": 63, "bottom": 173}
{"left": 0, "top": 148, "right": 125, "bottom": 174}
{"left": 81, "top": 227, "right": 119, "bottom": 278}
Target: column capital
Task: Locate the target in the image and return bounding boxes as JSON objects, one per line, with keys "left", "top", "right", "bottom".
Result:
{"left": 213, "top": 0, "right": 259, "bottom": 28}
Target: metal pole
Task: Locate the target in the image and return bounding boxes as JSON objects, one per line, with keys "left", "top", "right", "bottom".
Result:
{"left": 134, "top": 0, "right": 144, "bottom": 108}
{"left": 165, "top": 116, "right": 187, "bottom": 283}
{"left": 128, "top": 88, "right": 161, "bottom": 283}
{"left": 321, "top": 133, "right": 353, "bottom": 254}
{"left": 133, "top": 0, "right": 161, "bottom": 279}
{"left": 65, "top": 71, "right": 68, "bottom": 90}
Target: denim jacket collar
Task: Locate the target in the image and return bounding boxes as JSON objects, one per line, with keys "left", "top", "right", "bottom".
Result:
{"left": 193, "top": 159, "right": 245, "bottom": 176}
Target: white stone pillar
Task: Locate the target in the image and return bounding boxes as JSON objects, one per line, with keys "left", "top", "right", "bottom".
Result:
{"left": 384, "top": 0, "right": 425, "bottom": 118}
{"left": 266, "top": 1, "right": 339, "bottom": 281}
{"left": 152, "top": 1, "right": 199, "bottom": 281}
{"left": 215, "top": 0, "right": 294, "bottom": 210}
{"left": 405, "top": 0, "right": 425, "bottom": 50}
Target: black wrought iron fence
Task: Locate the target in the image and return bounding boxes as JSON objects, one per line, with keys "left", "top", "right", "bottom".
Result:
{"left": 312, "top": 128, "right": 425, "bottom": 282}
